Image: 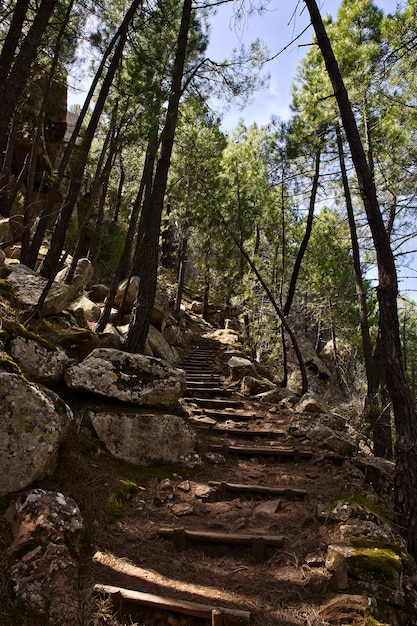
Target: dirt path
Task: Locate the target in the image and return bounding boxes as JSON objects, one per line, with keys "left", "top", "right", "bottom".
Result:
{"left": 87, "top": 334, "right": 373, "bottom": 626}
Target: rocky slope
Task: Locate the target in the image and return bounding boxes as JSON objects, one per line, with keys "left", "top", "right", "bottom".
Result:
{"left": 0, "top": 251, "right": 416, "bottom": 626}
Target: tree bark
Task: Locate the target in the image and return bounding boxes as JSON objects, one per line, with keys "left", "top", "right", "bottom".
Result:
{"left": 304, "top": 0, "right": 417, "bottom": 556}
{"left": 335, "top": 123, "right": 392, "bottom": 457}
{"left": 26, "top": 6, "right": 134, "bottom": 268}
{"left": 125, "top": 0, "right": 193, "bottom": 353}
{"left": 0, "top": 0, "right": 31, "bottom": 85}
{"left": 283, "top": 147, "right": 321, "bottom": 317}
{"left": 38, "top": 0, "right": 142, "bottom": 283}
{"left": 0, "top": 0, "right": 56, "bottom": 150}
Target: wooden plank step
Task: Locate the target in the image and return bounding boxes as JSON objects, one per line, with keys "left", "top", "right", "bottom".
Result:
{"left": 94, "top": 584, "right": 251, "bottom": 626}
{"left": 207, "top": 426, "right": 286, "bottom": 438}
{"left": 186, "top": 380, "right": 221, "bottom": 388}
{"left": 185, "top": 389, "right": 229, "bottom": 398}
{"left": 159, "top": 527, "right": 283, "bottom": 560}
{"left": 201, "top": 409, "right": 253, "bottom": 421}
{"left": 185, "top": 373, "right": 222, "bottom": 379}
{"left": 209, "top": 444, "right": 313, "bottom": 460}
{"left": 208, "top": 480, "right": 307, "bottom": 499}
{"left": 185, "top": 397, "right": 245, "bottom": 409}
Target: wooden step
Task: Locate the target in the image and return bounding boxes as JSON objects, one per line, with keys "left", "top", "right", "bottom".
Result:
{"left": 206, "top": 426, "right": 287, "bottom": 438}
{"left": 201, "top": 409, "right": 253, "bottom": 421}
{"left": 208, "top": 480, "right": 307, "bottom": 500}
{"left": 209, "top": 444, "right": 313, "bottom": 460}
{"left": 185, "top": 397, "right": 245, "bottom": 409}
{"left": 159, "top": 527, "right": 284, "bottom": 560}
{"left": 186, "top": 380, "right": 221, "bottom": 388}
{"left": 94, "top": 584, "right": 251, "bottom": 626}
{"left": 186, "top": 385, "right": 229, "bottom": 399}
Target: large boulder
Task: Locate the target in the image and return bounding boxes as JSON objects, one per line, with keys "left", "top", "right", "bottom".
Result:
{"left": 241, "top": 375, "right": 276, "bottom": 396}
{"left": 5, "top": 489, "right": 83, "bottom": 626}
{"left": 0, "top": 215, "right": 24, "bottom": 246}
{"left": 227, "top": 356, "right": 258, "bottom": 382}
{"left": 4, "top": 263, "right": 75, "bottom": 316}
{"left": 55, "top": 257, "right": 94, "bottom": 293}
{"left": 64, "top": 348, "right": 186, "bottom": 406}
{"left": 0, "top": 373, "right": 72, "bottom": 496}
{"left": 163, "top": 324, "right": 184, "bottom": 347}
{"left": 10, "top": 336, "right": 70, "bottom": 385}
{"left": 88, "top": 408, "right": 197, "bottom": 466}
{"left": 309, "top": 425, "right": 358, "bottom": 457}
{"left": 68, "top": 294, "right": 101, "bottom": 327}
{"left": 298, "top": 337, "right": 332, "bottom": 381}
{"left": 4, "top": 258, "right": 94, "bottom": 316}
{"left": 295, "top": 392, "right": 330, "bottom": 414}
{"left": 114, "top": 276, "right": 139, "bottom": 311}
{"left": 147, "top": 324, "right": 179, "bottom": 364}
{"left": 289, "top": 411, "right": 347, "bottom": 438}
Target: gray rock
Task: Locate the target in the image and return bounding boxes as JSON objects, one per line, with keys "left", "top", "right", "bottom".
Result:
{"left": 55, "top": 257, "right": 94, "bottom": 293}
{"left": 147, "top": 324, "right": 179, "bottom": 364}
{"left": 298, "top": 337, "right": 332, "bottom": 380}
{"left": 5, "top": 263, "right": 76, "bottom": 316}
{"left": 0, "top": 215, "right": 24, "bottom": 245}
{"left": 0, "top": 373, "right": 72, "bottom": 495}
{"left": 5, "top": 489, "right": 83, "bottom": 626}
{"left": 163, "top": 324, "right": 184, "bottom": 347}
{"left": 64, "top": 348, "right": 186, "bottom": 406}
{"left": 68, "top": 294, "right": 101, "bottom": 326}
{"left": 309, "top": 425, "right": 357, "bottom": 457}
{"left": 89, "top": 409, "right": 197, "bottom": 466}
{"left": 114, "top": 276, "right": 139, "bottom": 311}
{"left": 88, "top": 283, "right": 109, "bottom": 303}
{"left": 10, "top": 336, "right": 70, "bottom": 385}
{"left": 295, "top": 392, "right": 330, "bottom": 414}
{"left": 241, "top": 375, "right": 276, "bottom": 396}
{"left": 289, "top": 412, "right": 347, "bottom": 437}
{"left": 227, "top": 356, "right": 258, "bottom": 382}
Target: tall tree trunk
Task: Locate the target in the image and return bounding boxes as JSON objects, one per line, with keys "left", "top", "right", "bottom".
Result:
{"left": 335, "top": 123, "right": 391, "bottom": 457}
{"left": 125, "top": 0, "right": 193, "bottom": 354}
{"left": 38, "top": 0, "right": 142, "bottom": 283}
{"left": 0, "top": 0, "right": 31, "bottom": 85}
{"left": 0, "top": 0, "right": 56, "bottom": 151}
{"left": 26, "top": 6, "right": 136, "bottom": 268}
{"left": 283, "top": 147, "right": 321, "bottom": 317}
{"left": 20, "top": 0, "right": 75, "bottom": 266}
{"left": 304, "top": 0, "right": 417, "bottom": 556}
{"left": 96, "top": 139, "right": 158, "bottom": 332}
{"left": 175, "top": 234, "right": 188, "bottom": 313}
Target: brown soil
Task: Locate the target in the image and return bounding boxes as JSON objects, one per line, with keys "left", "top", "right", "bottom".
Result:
{"left": 0, "top": 330, "right": 394, "bottom": 626}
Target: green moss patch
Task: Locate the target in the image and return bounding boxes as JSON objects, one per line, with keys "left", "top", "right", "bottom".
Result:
{"left": 349, "top": 547, "right": 402, "bottom": 585}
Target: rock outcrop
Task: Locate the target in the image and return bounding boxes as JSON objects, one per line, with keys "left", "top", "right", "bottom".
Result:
{"left": 88, "top": 408, "right": 197, "bottom": 466}
{"left": 64, "top": 348, "right": 186, "bottom": 406}
{"left": 10, "top": 336, "right": 70, "bottom": 385}
{"left": 5, "top": 489, "right": 83, "bottom": 626}
{"left": 0, "top": 373, "right": 72, "bottom": 495}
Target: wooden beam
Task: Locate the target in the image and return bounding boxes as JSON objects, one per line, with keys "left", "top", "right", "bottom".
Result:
{"left": 209, "top": 444, "right": 313, "bottom": 459}
{"left": 208, "top": 480, "right": 307, "bottom": 499}
{"left": 159, "top": 527, "right": 284, "bottom": 548}
{"left": 94, "top": 584, "right": 251, "bottom": 626}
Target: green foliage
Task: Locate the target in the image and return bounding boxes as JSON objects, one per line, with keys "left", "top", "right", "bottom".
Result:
{"left": 96, "top": 219, "right": 126, "bottom": 273}
{"left": 105, "top": 479, "right": 139, "bottom": 522}
{"left": 398, "top": 298, "right": 417, "bottom": 401}
{"left": 298, "top": 206, "right": 360, "bottom": 342}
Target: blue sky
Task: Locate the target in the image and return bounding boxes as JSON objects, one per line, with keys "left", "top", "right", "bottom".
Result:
{"left": 207, "top": 0, "right": 403, "bottom": 129}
